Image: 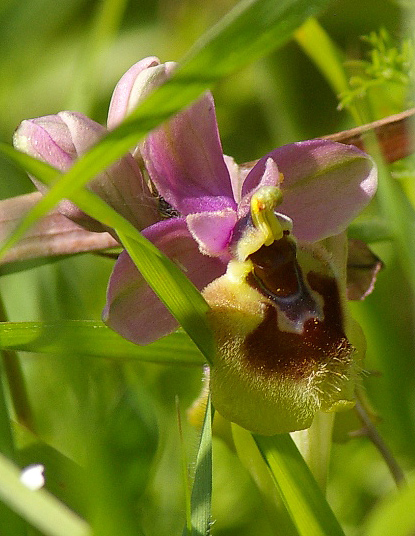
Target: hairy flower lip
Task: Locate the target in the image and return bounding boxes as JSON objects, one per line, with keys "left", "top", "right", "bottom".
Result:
{"left": 204, "top": 236, "right": 360, "bottom": 435}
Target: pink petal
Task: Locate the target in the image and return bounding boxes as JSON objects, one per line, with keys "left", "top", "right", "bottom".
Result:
{"left": 103, "top": 218, "right": 226, "bottom": 344}
{"left": 186, "top": 208, "right": 237, "bottom": 258}
{"left": 13, "top": 112, "right": 104, "bottom": 174}
{"left": 224, "top": 154, "right": 251, "bottom": 205}
{"left": 141, "top": 92, "right": 235, "bottom": 215}
{"left": 107, "top": 57, "right": 169, "bottom": 129}
{"left": 243, "top": 140, "right": 377, "bottom": 242}
{"left": 14, "top": 112, "right": 159, "bottom": 232}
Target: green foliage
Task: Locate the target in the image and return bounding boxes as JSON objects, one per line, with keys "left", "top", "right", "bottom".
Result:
{"left": 0, "top": 0, "right": 414, "bottom": 535}
{"left": 339, "top": 27, "right": 415, "bottom": 111}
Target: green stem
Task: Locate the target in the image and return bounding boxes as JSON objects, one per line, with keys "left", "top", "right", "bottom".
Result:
{"left": 290, "top": 412, "right": 335, "bottom": 491}
{"left": 0, "top": 294, "right": 34, "bottom": 431}
{"left": 232, "top": 424, "right": 299, "bottom": 536}
{"left": 354, "top": 398, "right": 405, "bottom": 487}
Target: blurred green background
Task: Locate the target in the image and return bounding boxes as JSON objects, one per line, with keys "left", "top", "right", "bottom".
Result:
{"left": 0, "top": 0, "right": 414, "bottom": 535}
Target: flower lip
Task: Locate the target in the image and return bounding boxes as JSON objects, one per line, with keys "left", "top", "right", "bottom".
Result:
{"left": 243, "top": 269, "right": 352, "bottom": 382}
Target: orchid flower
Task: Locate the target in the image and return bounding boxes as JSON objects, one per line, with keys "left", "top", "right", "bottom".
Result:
{"left": 13, "top": 57, "right": 378, "bottom": 435}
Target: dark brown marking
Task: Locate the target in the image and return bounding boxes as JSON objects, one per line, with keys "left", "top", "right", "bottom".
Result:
{"left": 247, "top": 236, "right": 321, "bottom": 328}
{"left": 244, "top": 271, "right": 351, "bottom": 380}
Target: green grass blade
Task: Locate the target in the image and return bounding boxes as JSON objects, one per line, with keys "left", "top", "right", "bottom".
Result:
{"left": 183, "top": 395, "right": 213, "bottom": 536}
{"left": 0, "top": 360, "right": 27, "bottom": 534}
{"left": 294, "top": 17, "right": 349, "bottom": 96}
{"left": 0, "top": 321, "right": 204, "bottom": 364}
{"left": 0, "top": 146, "right": 214, "bottom": 361}
{"left": 0, "top": 0, "right": 330, "bottom": 261}
{"left": 0, "top": 452, "right": 90, "bottom": 536}
{"left": 179, "top": 0, "right": 330, "bottom": 80}
{"left": 254, "top": 433, "right": 346, "bottom": 536}
{"left": 119, "top": 231, "right": 214, "bottom": 362}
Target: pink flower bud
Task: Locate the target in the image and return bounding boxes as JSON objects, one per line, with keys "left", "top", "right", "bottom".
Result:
{"left": 13, "top": 111, "right": 159, "bottom": 233}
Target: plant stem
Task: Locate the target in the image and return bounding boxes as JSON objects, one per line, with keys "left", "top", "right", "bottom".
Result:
{"left": 290, "top": 411, "right": 334, "bottom": 491}
{"left": 0, "top": 294, "right": 34, "bottom": 431}
{"left": 354, "top": 399, "right": 405, "bottom": 487}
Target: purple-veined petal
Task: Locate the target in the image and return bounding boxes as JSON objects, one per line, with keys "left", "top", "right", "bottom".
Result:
{"left": 14, "top": 111, "right": 159, "bottom": 232}
{"left": 103, "top": 218, "right": 226, "bottom": 345}
{"left": 107, "top": 57, "right": 176, "bottom": 129}
{"left": 242, "top": 140, "right": 377, "bottom": 243}
{"left": 186, "top": 208, "right": 237, "bottom": 258}
{"left": 141, "top": 92, "right": 235, "bottom": 215}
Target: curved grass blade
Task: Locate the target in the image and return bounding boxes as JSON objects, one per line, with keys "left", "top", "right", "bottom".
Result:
{"left": 254, "top": 433, "right": 346, "bottom": 536}
{"left": 0, "top": 0, "right": 330, "bottom": 262}
{"left": 183, "top": 395, "right": 213, "bottom": 536}
{"left": 0, "top": 146, "right": 214, "bottom": 361}
{"left": 0, "top": 452, "right": 90, "bottom": 536}
{"left": 0, "top": 321, "right": 204, "bottom": 365}
{"left": 118, "top": 231, "right": 214, "bottom": 361}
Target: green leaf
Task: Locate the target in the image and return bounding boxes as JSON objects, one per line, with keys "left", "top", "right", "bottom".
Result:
{"left": 0, "top": 452, "right": 90, "bottom": 536}
{"left": 184, "top": 395, "right": 213, "bottom": 536}
{"left": 254, "top": 433, "right": 346, "bottom": 536}
{"left": 0, "top": 320, "right": 204, "bottom": 365}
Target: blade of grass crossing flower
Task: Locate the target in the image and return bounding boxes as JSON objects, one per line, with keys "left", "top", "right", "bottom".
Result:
{"left": 253, "top": 434, "right": 346, "bottom": 536}
{"left": 119, "top": 231, "right": 214, "bottom": 362}
{"left": 183, "top": 395, "right": 213, "bottom": 536}
{"left": 0, "top": 0, "right": 329, "bottom": 262}
{"left": 0, "top": 321, "right": 204, "bottom": 364}
{"left": 179, "top": 0, "right": 330, "bottom": 81}
{"left": 0, "top": 452, "right": 90, "bottom": 536}
{"left": 0, "top": 146, "right": 214, "bottom": 361}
